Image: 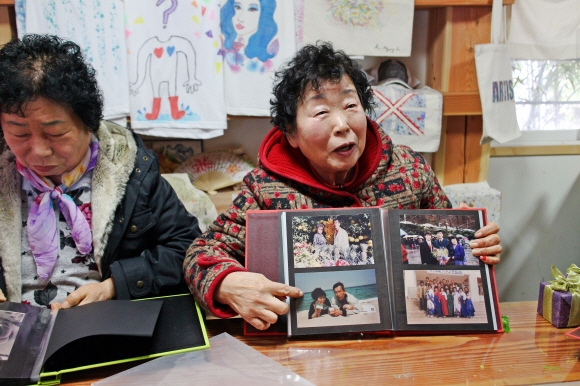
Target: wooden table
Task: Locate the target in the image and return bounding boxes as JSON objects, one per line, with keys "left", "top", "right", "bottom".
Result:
{"left": 59, "top": 301, "right": 580, "bottom": 385}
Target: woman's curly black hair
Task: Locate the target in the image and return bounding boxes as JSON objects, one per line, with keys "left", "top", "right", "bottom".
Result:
{"left": 270, "top": 41, "right": 375, "bottom": 136}
{"left": 0, "top": 34, "right": 103, "bottom": 132}
{"left": 311, "top": 287, "right": 327, "bottom": 301}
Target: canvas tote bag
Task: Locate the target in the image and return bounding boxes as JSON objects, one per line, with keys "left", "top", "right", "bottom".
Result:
{"left": 371, "top": 79, "right": 443, "bottom": 152}
{"left": 474, "top": 0, "right": 521, "bottom": 144}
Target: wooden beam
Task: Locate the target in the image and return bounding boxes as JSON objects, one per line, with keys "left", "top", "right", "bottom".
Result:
{"left": 464, "top": 116, "right": 489, "bottom": 182}
{"left": 416, "top": 0, "right": 514, "bottom": 8}
{"left": 491, "top": 145, "right": 580, "bottom": 157}
{"left": 440, "top": 116, "right": 466, "bottom": 185}
{"left": 442, "top": 91, "right": 482, "bottom": 115}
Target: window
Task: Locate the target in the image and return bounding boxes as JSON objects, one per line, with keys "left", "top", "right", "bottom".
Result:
{"left": 493, "top": 60, "right": 580, "bottom": 147}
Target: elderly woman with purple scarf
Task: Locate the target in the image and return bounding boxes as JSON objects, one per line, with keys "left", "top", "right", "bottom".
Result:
{"left": 0, "top": 35, "right": 200, "bottom": 309}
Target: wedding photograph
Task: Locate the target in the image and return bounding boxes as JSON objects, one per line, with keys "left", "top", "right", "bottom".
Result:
{"left": 398, "top": 213, "right": 481, "bottom": 266}
{"left": 290, "top": 213, "right": 375, "bottom": 268}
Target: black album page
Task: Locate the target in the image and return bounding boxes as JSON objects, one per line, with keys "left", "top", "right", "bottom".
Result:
{"left": 384, "top": 209, "right": 499, "bottom": 333}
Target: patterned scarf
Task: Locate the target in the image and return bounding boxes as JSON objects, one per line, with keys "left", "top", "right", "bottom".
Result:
{"left": 17, "top": 139, "right": 99, "bottom": 279}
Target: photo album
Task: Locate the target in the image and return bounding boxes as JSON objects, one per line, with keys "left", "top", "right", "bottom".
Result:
{"left": 0, "top": 294, "right": 209, "bottom": 386}
{"left": 245, "top": 208, "right": 502, "bottom": 337}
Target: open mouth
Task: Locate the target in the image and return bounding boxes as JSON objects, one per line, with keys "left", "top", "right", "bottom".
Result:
{"left": 334, "top": 143, "right": 355, "bottom": 153}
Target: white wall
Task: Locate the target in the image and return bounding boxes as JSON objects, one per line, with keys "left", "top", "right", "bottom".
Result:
{"left": 488, "top": 155, "right": 580, "bottom": 302}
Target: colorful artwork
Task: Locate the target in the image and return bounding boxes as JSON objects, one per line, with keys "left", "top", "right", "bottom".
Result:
{"left": 130, "top": 35, "right": 202, "bottom": 122}
{"left": 303, "top": 0, "right": 414, "bottom": 57}
{"left": 124, "top": 0, "right": 226, "bottom": 136}
{"left": 326, "top": 0, "right": 384, "bottom": 27}
{"left": 220, "top": 0, "right": 279, "bottom": 73}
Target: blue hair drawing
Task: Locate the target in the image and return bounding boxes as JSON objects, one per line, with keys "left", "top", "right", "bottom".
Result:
{"left": 221, "top": 0, "right": 278, "bottom": 63}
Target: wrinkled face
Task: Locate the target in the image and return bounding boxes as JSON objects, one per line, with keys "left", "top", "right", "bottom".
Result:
{"left": 333, "top": 285, "right": 346, "bottom": 301}
{"left": 1, "top": 97, "right": 90, "bottom": 185}
{"left": 233, "top": 0, "right": 261, "bottom": 36}
{"left": 288, "top": 76, "right": 367, "bottom": 186}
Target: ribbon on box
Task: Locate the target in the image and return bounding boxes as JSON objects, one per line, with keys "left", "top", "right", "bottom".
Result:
{"left": 543, "top": 264, "right": 580, "bottom": 327}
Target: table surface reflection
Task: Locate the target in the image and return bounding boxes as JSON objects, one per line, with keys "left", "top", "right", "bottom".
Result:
{"left": 59, "top": 301, "right": 580, "bottom": 385}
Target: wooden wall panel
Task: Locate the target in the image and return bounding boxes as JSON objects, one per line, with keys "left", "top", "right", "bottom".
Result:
{"left": 434, "top": 116, "right": 466, "bottom": 185}
{"left": 448, "top": 7, "right": 492, "bottom": 92}
{"left": 464, "top": 115, "right": 489, "bottom": 182}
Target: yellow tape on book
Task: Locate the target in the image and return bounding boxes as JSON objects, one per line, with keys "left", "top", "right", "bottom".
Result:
{"left": 549, "top": 264, "right": 580, "bottom": 327}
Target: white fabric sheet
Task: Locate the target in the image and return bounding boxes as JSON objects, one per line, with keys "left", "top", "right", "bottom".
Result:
{"left": 220, "top": 0, "right": 296, "bottom": 116}
{"left": 124, "top": 0, "right": 226, "bottom": 138}
{"left": 22, "top": 0, "right": 130, "bottom": 121}
{"left": 303, "top": 0, "right": 414, "bottom": 57}
{"left": 508, "top": 0, "right": 580, "bottom": 60}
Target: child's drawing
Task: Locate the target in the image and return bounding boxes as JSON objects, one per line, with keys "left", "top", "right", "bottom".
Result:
{"left": 129, "top": 35, "right": 202, "bottom": 121}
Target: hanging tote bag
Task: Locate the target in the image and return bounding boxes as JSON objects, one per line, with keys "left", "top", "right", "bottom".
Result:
{"left": 474, "top": 0, "right": 521, "bottom": 144}
{"left": 371, "top": 79, "right": 443, "bottom": 152}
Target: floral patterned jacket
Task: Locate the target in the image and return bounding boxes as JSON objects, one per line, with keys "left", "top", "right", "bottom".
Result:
{"left": 184, "top": 118, "right": 451, "bottom": 318}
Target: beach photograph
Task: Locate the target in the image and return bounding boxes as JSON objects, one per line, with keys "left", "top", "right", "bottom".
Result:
{"left": 293, "top": 269, "right": 381, "bottom": 329}
{"left": 404, "top": 269, "right": 489, "bottom": 325}
{"left": 290, "top": 213, "right": 374, "bottom": 268}
{"left": 398, "top": 212, "right": 481, "bottom": 266}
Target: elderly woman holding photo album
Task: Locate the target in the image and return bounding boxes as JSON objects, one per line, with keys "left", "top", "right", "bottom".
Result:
{"left": 184, "top": 42, "right": 502, "bottom": 330}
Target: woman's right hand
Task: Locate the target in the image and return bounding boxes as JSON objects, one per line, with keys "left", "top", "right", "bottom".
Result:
{"left": 214, "top": 272, "right": 303, "bottom": 330}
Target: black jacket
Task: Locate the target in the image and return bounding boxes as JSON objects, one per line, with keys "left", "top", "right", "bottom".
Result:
{"left": 103, "top": 132, "right": 202, "bottom": 299}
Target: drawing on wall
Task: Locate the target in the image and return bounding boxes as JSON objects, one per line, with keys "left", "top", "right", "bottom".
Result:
{"left": 326, "top": 0, "right": 384, "bottom": 27}
{"left": 220, "top": 0, "right": 279, "bottom": 73}
{"left": 303, "top": 0, "right": 414, "bottom": 57}
{"left": 130, "top": 35, "right": 202, "bottom": 122}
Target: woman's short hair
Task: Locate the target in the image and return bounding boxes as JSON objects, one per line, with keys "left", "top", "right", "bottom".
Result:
{"left": 316, "top": 223, "right": 325, "bottom": 230}
{"left": 0, "top": 34, "right": 103, "bottom": 132}
{"left": 311, "top": 287, "right": 326, "bottom": 300}
{"left": 270, "top": 41, "right": 375, "bottom": 136}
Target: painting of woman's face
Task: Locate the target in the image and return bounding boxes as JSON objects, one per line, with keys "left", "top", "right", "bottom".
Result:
{"left": 234, "top": 0, "right": 261, "bottom": 36}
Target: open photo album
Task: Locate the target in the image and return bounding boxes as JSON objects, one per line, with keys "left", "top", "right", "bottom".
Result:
{"left": 245, "top": 208, "right": 502, "bottom": 337}
{"left": 0, "top": 294, "right": 209, "bottom": 386}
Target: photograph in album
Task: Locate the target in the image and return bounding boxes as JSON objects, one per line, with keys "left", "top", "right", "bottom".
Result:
{"left": 404, "top": 270, "right": 489, "bottom": 325}
{"left": 398, "top": 212, "right": 480, "bottom": 266}
{"left": 0, "top": 311, "right": 25, "bottom": 361}
{"left": 289, "top": 213, "right": 374, "bottom": 268}
{"left": 294, "top": 269, "right": 381, "bottom": 329}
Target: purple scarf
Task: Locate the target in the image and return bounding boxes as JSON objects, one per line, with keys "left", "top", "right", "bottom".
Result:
{"left": 17, "top": 140, "right": 99, "bottom": 279}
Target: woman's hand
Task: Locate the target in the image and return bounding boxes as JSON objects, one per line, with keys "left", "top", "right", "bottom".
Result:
{"left": 51, "top": 278, "right": 116, "bottom": 311}
{"left": 459, "top": 203, "right": 501, "bottom": 265}
{"left": 214, "top": 272, "right": 303, "bottom": 330}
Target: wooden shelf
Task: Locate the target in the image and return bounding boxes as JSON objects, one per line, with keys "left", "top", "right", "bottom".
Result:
{"left": 491, "top": 145, "right": 580, "bottom": 157}
{"left": 415, "top": 0, "right": 514, "bottom": 8}
{"left": 442, "top": 92, "right": 482, "bottom": 116}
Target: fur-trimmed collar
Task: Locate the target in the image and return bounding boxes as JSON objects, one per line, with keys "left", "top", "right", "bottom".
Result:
{"left": 0, "top": 121, "right": 137, "bottom": 302}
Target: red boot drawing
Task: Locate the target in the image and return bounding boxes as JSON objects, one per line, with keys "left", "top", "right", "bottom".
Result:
{"left": 169, "top": 96, "right": 186, "bottom": 120}
{"left": 145, "top": 97, "right": 161, "bottom": 120}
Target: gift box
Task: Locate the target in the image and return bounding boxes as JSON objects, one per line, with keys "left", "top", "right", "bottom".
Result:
{"left": 537, "top": 264, "right": 580, "bottom": 328}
